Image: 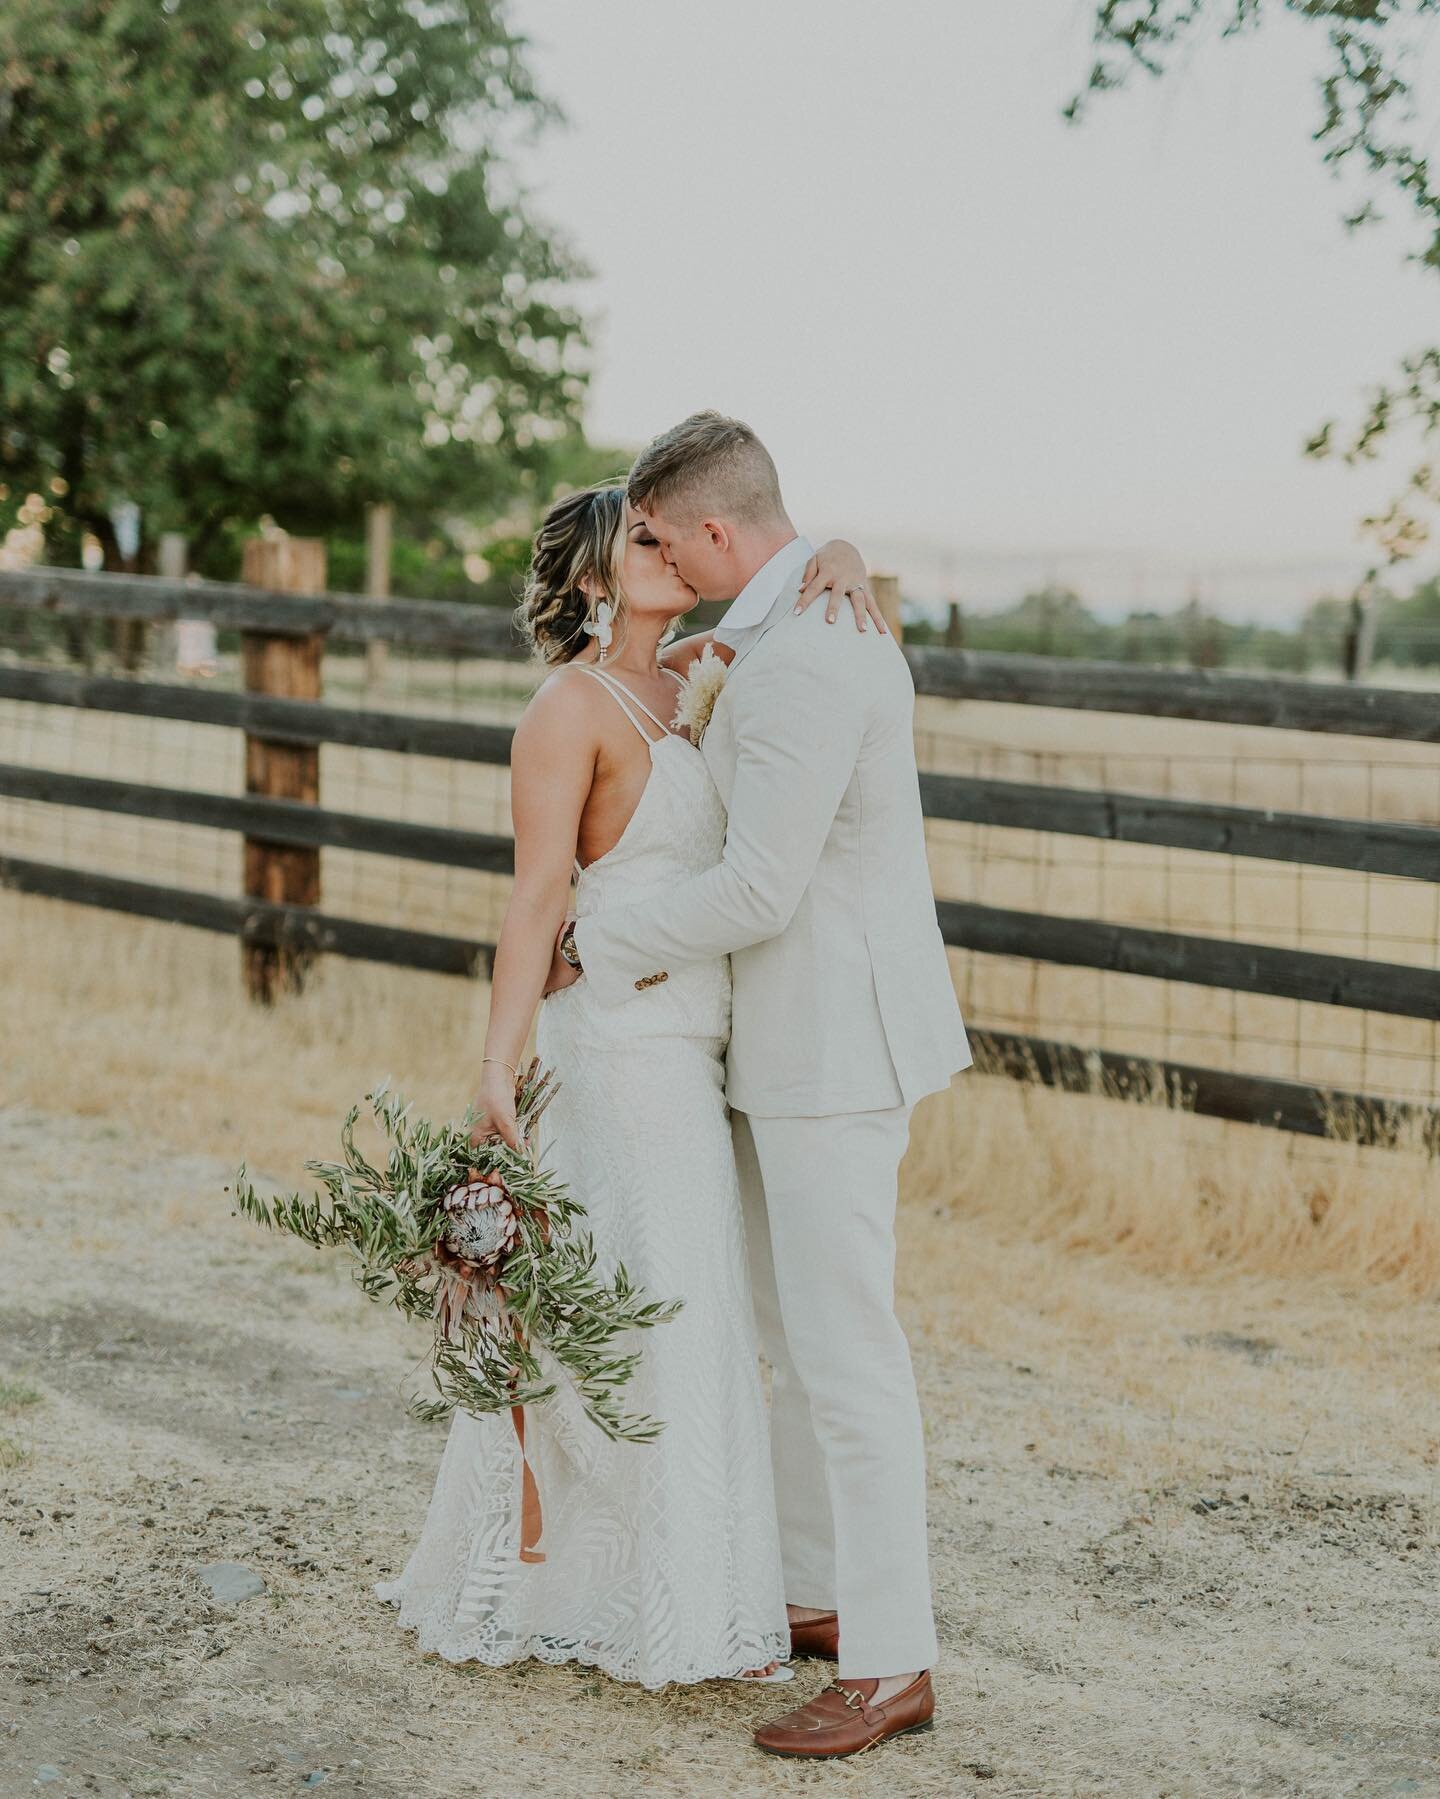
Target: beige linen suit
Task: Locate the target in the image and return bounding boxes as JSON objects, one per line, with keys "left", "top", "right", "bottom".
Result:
{"left": 574, "top": 536, "right": 971, "bottom": 1675}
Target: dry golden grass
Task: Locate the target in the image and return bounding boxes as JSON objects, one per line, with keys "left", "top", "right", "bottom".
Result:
{"left": 2, "top": 895, "right": 1439, "bottom": 1795}
{"left": 2, "top": 887, "right": 1436, "bottom": 1300}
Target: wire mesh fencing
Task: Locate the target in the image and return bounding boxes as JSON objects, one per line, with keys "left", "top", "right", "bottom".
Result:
{"left": 915, "top": 694, "right": 1440, "bottom": 1128}
{"left": 2, "top": 574, "right": 1438, "bottom": 1155}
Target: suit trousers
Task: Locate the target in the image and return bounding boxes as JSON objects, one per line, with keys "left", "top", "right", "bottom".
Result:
{"left": 732, "top": 1104, "right": 938, "bottom": 1678}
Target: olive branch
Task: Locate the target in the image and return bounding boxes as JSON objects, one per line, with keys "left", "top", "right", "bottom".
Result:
{"left": 227, "top": 1060, "right": 681, "bottom": 1443}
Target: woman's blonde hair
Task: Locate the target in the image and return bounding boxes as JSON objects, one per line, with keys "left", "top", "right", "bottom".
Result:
{"left": 518, "top": 483, "right": 628, "bottom": 666}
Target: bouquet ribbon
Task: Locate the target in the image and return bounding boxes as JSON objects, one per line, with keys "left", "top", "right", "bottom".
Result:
{"left": 431, "top": 1255, "right": 545, "bottom": 1564}
{"left": 511, "top": 1403, "right": 545, "bottom": 1564}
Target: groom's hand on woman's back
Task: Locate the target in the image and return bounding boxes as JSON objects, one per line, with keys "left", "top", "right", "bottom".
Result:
{"left": 543, "top": 917, "right": 582, "bottom": 996}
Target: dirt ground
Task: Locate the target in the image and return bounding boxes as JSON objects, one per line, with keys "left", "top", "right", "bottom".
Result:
{"left": 3, "top": 1089, "right": 1438, "bottom": 1799}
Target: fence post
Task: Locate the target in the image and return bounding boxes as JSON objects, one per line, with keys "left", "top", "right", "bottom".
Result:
{"left": 1343, "top": 592, "right": 1378, "bottom": 682}
{"left": 161, "top": 533, "right": 215, "bottom": 678}
{"left": 871, "top": 572, "right": 903, "bottom": 641}
{"left": 364, "top": 502, "right": 392, "bottom": 694}
{"left": 945, "top": 600, "right": 964, "bottom": 649}
{"left": 154, "top": 533, "right": 185, "bottom": 671}
{"left": 239, "top": 533, "right": 327, "bottom": 1002}
{"left": 108, "top": 500, "right": 146, "bottom": 671}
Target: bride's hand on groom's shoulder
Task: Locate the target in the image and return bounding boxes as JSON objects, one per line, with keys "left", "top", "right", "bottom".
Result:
{"left": 797, "top": 540, "right": 888, "bottom": 633}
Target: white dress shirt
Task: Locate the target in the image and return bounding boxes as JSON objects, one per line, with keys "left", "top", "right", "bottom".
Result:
{"left": 712, "top": 535, "right": 814, "bottom": 663}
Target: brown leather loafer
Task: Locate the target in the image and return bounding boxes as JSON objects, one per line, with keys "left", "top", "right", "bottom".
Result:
{"left": 753, "top": 1672, "right": 935, "bottom": 1759}
{"left": 788, "top": 1610, "right": 839, "bottom": 1661}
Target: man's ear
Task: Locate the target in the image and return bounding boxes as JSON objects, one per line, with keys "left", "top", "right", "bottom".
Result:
{"left": 701, "top": 518, "right": 733, "bottom": 554}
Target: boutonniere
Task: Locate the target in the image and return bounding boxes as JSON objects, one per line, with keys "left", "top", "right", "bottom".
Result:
{"left": 671, "top": 644, "right": 728, "bottom": 746}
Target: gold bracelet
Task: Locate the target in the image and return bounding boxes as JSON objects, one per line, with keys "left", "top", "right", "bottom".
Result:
{"left": 482, "top": 1056, "right": 518, "bottom": 1079}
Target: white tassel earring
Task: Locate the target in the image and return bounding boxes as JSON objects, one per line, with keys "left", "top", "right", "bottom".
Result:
{"left": 583, "top": 599, "right": 614, "bottom": 663}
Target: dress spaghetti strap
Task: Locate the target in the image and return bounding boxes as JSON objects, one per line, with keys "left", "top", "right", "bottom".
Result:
{"left": 573, "top": 665, "right": 671, "bottom": 744}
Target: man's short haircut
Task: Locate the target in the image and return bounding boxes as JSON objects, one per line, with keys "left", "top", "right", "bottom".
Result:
{"left": 627, "top": 410, "right": 786, "bottom": 528}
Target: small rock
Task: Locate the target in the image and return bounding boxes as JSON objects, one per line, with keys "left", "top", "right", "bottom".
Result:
{"left": 35, "top": 1769, "right": 63, "bottom": 1786}
{"left": 1182, "top": 1330, "right": 1279, "bottom": 1365}
{"left": 197, "top": 1562, "right": 265, "bottom": 1605}
{"left": 302, "top": 1773, "right": 329, "bottom": 1788}
{"left": 332, "top": 1389, "right": 366, "bottom": 1402}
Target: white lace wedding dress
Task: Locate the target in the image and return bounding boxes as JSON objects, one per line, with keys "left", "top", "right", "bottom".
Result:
{"left": 377, "top": 667, "right": 788, "bottom": 1688}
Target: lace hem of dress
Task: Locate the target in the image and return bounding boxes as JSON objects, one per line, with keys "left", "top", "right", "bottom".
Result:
{"left": 373, "top": 1581, "right": 788, "bottom": 1691}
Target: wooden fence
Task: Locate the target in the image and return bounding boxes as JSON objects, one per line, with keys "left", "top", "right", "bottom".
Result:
{"left": 2, "top": 563, "right": 1438, "bottom": 1154}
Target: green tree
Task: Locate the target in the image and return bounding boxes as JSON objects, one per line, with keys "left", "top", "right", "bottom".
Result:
{"left": 0, "top": 1, "right": 586, "bottom": 570}
{"left": 950, "top": 586, "right": 1101, "bottom": 657}
{"left": 1374, "top": 573, "right": 1440, "bottom": 665}
{"left": 233, "top": 429, "right": 631, "bottom": 601}
{"left": 1071, "top": 2, "right": 1440, "bottom": 571}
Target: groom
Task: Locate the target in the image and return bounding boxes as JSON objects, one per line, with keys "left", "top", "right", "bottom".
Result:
{"left": 554, "top": 411, "right": 971, "bottom": 1757}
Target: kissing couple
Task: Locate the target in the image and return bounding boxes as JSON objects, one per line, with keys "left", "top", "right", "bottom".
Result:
{"left": 378, "top": 411, "right": 972, "bottom": 1760}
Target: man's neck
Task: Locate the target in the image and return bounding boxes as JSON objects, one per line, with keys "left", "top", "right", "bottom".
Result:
{"left": 729, "top": 521, "right": 798, "bottom": 595}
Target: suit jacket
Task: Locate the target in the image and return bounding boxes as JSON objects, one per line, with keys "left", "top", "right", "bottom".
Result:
{"left": 572, "top": 564, "right": 973, "bottom": 1118}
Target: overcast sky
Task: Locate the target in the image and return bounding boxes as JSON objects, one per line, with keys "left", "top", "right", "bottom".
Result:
{"left": 509, "top": 2, "right": 1439, "bottom": 618}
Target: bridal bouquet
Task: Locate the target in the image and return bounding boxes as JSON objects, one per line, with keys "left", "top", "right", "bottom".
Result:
{"left": 227, "top": 1061, "right": 681, "bottom": 1446}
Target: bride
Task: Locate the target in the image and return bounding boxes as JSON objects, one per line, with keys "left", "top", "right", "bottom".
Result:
{"left": 377, "top": 485, "right": 874, "bottom": 1687}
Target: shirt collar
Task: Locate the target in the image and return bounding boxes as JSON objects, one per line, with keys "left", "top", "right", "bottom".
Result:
{"left": 714, "top": 534, "right": 814, "bottom": 637}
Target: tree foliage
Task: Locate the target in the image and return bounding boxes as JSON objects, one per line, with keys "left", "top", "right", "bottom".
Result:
{"left": 1372, "top": 569, "right": 1440, "bottom": 662}
{"left": 901, "top": 584, "right": 1403, "bottom": 672}
{"left": 1071, "top": 2, "right": 1440, "bottom": 569}
{"left": 0, "top": 1, "right": 588, "bottom": 568}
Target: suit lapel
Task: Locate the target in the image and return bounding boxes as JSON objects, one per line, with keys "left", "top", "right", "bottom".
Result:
{"left": 726, "top": 570, "right": 802, "bottom": 675}
{"left": 704, "top": 561, "right": 806, "bottom": 804}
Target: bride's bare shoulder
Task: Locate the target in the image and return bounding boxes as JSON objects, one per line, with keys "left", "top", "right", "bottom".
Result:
{"left": 514, "top": 664, "right": 611, "bottom": 753}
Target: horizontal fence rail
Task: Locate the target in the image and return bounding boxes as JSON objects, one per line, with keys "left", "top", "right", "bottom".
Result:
{"left": 903, "top": 644, "right": 1440, "bottom": 740}
{"left": 3, "top": 758, "right": 1434, "bottom": 1021}
{"left": 3, "top": 565, "right": 1438, "bottom": 1154}
{"left": 3, "top": 851, "right": 1434, "bottom": 1153}
{"left": 936, "top": 901, "right": 1440, "bottom": 1020}
{"left": 0, "top": 763, "right": 516, "bottom": 872}
{"left": 0, "top": 854, "right": 493, "bottom": 978}
{"left": 919, "top": 773, "right": 1440, "bottom": 883}
{"left": 0, "top": 565, "right": 523, "bottom": 656}
{"left": 970, "top": 1029, "right": 1440, "bottom": 1154}
{"left": 0, "top": 665, "right": 517, "bottom": 763}
{"left": 5, "top": 564, "right": 1440, "bottom": 740}
{"left": 6, "top": 669, "right": 1439, "bottom": 883}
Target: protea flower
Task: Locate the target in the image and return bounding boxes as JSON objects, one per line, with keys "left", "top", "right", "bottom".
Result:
{"left": 440, "top": 1169, "right": 520, "bottom": 1267}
